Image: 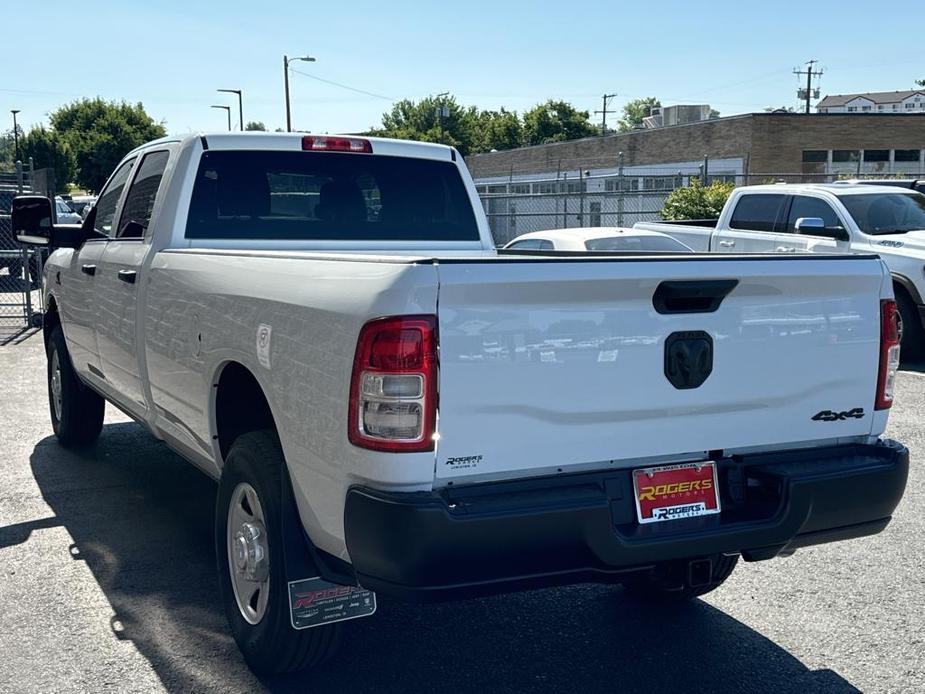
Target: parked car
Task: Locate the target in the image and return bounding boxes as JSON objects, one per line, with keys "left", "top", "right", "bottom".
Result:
{"left": 54, "top": 197, "right": 82, "bottom": 224}
{"left": 68, "top": 195, "right": 97, "bottom": 218}
{"left": 503, "top": 227, "right": 694, "bottom": 252}
{"left": 635, "top": 183, "right": 925, "bottom": 358}
{"left": 13, "top": 134, "right": 909, "bottom": 676}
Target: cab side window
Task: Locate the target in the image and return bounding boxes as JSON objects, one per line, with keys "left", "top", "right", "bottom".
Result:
{"left": 116, "top": 151, "right": 170, "bottom": 239}
{"left": 787, "top": 196, "right": 842, "bottom": 233}
{"left": 728, "top": 194, "right": 788, "bottom": 233}
{"left": 93, "top": 158, "right": 136, "bottom": 236}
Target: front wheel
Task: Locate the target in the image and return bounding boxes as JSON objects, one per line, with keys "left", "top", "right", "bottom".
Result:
{"left": 621, "top": 554, "right": 739, "bottom": 601}
{"left": 216, "top": 430, "right": 340, "bottom": 674}
{"left": 47, "top": 325, "right": 104, "bottom": 447}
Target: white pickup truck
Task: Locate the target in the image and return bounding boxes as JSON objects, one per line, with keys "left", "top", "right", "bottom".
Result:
{"left": 636, "top": 183, "right": 925, "bottom": 358}
{"left": 12, "top": 134, "right": 909, "bottom": 675}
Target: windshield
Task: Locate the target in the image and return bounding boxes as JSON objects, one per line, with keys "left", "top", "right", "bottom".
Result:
{"left": 838, "top": 192, "right": 925, "bottom": 235}
{"left": 185, "top": 150, "right": 480, "bottom": 242}
{"left": 585, "top": 235, "right": 691, "bottom": 252}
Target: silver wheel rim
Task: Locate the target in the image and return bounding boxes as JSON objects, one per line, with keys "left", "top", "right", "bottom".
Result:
{"left": 227, "top": 482, "right": 270, "bottom": 625}
{"left": 50, "top": 348, "right": 63, "bottom": 422}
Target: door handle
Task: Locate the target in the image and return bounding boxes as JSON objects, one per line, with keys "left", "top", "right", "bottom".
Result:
{"left": 776, "top": 246, "right": 797, "bottom": 253}
{"left": 117, "top": 269, "right": 137, "bottom": 284}
{"left": 717, "top": 240, "right": 735, "bottom": 248}
{"left": 81, "top": 264, "right": 96, "bottom": 276}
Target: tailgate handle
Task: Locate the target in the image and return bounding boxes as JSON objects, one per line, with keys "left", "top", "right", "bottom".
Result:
{"left": 653, "top": 280, "right": 738, "bottom": 315}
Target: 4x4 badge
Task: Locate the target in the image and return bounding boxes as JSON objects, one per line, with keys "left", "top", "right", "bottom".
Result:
{"left": 812, "top": 408, "right": 864, "bottom": 422}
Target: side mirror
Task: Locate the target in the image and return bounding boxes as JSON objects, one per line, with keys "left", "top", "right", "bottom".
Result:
{"left": 11, "top": 196, "right": 53, "bottom": 246}
{"left": 794, "top": 217, "right": 825, "bottom": 233}
{"left": 795, "top": 217, "right": 849, "bottom": 241}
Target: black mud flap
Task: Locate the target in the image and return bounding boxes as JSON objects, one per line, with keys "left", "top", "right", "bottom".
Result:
{"left": 279, "top": 467, "right": 377, "bottom": 629}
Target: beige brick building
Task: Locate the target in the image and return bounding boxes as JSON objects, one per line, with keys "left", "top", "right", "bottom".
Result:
{"left": 465, "top": 113, "right": 925, "bottom": 182}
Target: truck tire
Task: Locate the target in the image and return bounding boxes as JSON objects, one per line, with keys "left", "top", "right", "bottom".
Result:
{"left": 47, "top": 325, "right": 105, "bottom": 447}
{"left": 621, "top": 553, "right": 738, "bottom": 601}
{"left": 896, "top": 288, "right": 924, "bottom": 360}
{"left": 216, "top": 430, "right": 340, "bottom": 674}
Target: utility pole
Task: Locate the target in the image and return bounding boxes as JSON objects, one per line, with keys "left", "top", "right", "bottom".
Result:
{"left": 217, "top": 89, "right": 243, "bottom": 130}
{"left": 10, "top": 110, "right": 20, "bottom": 162}
{"left": 794, "top": 60, "right": 823, "bottom": 114}
{"left": 435, "top": 92, "right": 450, "bottom": 144}
{"left": 594, "top": 93, "right": 618, "bottom": 135}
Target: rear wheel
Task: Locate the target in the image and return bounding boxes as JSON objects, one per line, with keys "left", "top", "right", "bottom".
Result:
{"left": 896, "top": 287, "right": 924, "bottom": 361}
{"left": 622, "top": 554, "right": 739, "bottom": 601}
{"left": 216, "top": 430, "right": 340, "bottom": 674}
{"left": 47, "top": 325, "right": 104, "bottom": 447}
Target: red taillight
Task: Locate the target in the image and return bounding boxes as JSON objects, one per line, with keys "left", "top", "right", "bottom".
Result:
{"left": 875, "top": 299, "right": 901, "bottom": 410}
{"left": 302, "top": 135, "right": 372, "bottom": 153}
{"left": 348, "top": 316, "right": 437, "bottom": 452}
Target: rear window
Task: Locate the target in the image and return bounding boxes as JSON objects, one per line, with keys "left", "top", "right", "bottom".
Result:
{"left": 185, "top": 150, "right": 480, "bottom": 241}
{"left": 728, "top": 194, "right": 787, "bottom": 233}
{"left": 585, "top": 235, "right": 690, "bottom": 252}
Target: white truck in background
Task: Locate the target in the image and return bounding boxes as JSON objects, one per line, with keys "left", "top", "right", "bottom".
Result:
{"left": 636, "top": 183, "right": 925, "bottom": 358}
{"left": 12, "top": 134, "right": 909, "bottom": 676}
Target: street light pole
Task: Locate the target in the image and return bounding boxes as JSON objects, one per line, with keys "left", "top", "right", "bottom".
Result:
{"left": 217, "top": 89, "right": 243, "bottom": 130}
{"left": 284, "top": 53, "right": 316, "bottom": 132}
{"left": 211, "top": 105, "right": 232, "bottom": 131}
{"left": 11, "top": 110, "right": 21, "bottom": 162}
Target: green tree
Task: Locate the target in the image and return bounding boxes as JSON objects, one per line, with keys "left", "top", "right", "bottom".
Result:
{"left": 522, "top": 100, "right": 596, "bottom": 146}
{"left": 472, "top": 108, "right": 522, "bottom": 152}
{"left": 617, "top": 97, "right": 660, "bottom": 133}
{"left": 245, "top": 121, "right": 267, "bottom": 131}
{"left": 50, "top": 98, "right": 165, "bottom": 192}
{"left": 659, "top": 179, "right": 735, "bottom": 220}
{"left": 916, "top": 79, "right": 925, "bottom": 88}
{"left": 371, "top": 95, "right": 477, "bottom": 154}
{"left": 764, "top": 106, "right": 796, "bottom": 113}
{"left": 19, "top": 127, "right": 77, "bottom": 191}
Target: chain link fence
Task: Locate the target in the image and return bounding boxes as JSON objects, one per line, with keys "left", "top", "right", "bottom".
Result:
{"left": 476, "top": 168, "right": 925, "bottom": 246}
{"left": 0, "top": 162, "right": 50, "bottom": 340}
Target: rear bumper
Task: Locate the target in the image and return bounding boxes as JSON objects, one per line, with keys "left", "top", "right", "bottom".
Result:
{"left": 344, "top": 440, "right": 908, "bottom": 602}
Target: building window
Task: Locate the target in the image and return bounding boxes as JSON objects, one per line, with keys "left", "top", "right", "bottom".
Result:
{"left": 894, "top": 149, "right": 921, "bottom": 162}
{"left": 802, "top": 150, "right": 827, "bottom": 163}
{"left": 509, "top": 184, "right": 530, "bottom": 195}
{"left": 893, "top": 104, "right": 899, "bottom": 110}
{"left": 832, "top": 150, "right": 860, "bottom": 163}
{"left": 532, "top": 182, "right": 557, "bottom": 194}
{"left": 847, "top": 106, "right": 858, "bottom": 112}
{"left": 905, "top": 103, "right": 916, "bottom": 109}
{"left": 863, "top": 150, "right": 890, "bottom": 162}
{"left": 861, "top": 106, "right": 871, "bottom": 112}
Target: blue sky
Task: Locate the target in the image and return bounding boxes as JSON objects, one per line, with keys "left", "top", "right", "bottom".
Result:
{"left": 6, "top": 0, "right": 923, "bottom": 135}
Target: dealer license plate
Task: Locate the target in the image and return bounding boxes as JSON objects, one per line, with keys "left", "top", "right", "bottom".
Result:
{"left": 632, "top": 462, "right": 721, "bottom": 524}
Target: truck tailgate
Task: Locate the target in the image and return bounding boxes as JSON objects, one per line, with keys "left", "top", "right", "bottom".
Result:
{"left": 434, "top": 256, "right": 884, "bottom": 483}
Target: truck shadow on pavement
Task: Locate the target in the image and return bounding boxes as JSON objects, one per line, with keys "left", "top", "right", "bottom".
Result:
{"left": 26, "top": 422, "right": 860, "bottom": 694}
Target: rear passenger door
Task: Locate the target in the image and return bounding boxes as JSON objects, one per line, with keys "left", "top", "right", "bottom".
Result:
{"left": 713, "top": 193, "right": 790, "bottom": 253}
{"left": 94, "top": 149, "right": 171, "bottom": 414}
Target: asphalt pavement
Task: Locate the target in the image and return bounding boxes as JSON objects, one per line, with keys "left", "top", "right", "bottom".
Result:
{"left": 0, "top": 333, "right": 922, "bottom": 693}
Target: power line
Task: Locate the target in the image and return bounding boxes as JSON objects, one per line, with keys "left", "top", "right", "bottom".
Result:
{"left": 288, "top": 69, "right": 395, "bottom": 102}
